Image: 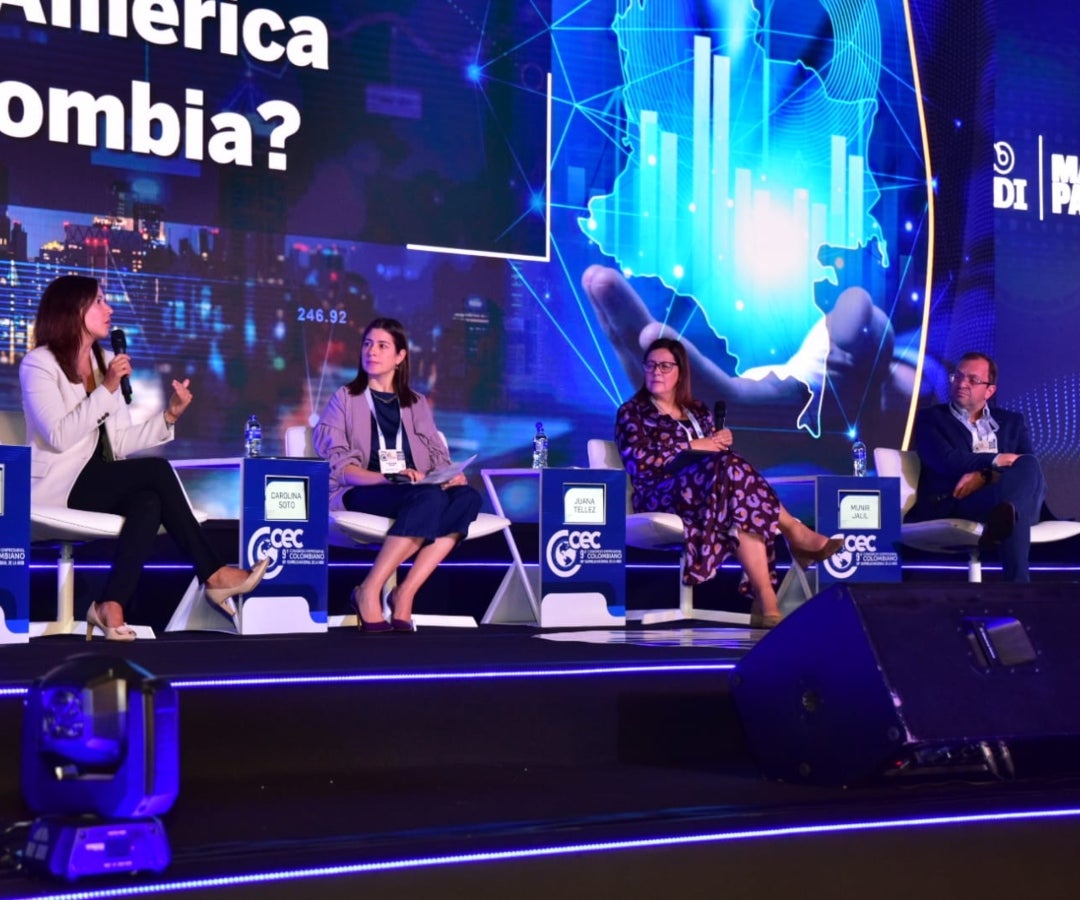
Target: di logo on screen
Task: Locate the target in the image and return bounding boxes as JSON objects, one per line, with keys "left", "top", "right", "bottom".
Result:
{"left": 993, "top": 138, "right": 1080, "bottom": 216}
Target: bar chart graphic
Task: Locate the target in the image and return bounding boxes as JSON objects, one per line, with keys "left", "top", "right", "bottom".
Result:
{"left": 580, "top": 1, "right": 911, "bottom": 380}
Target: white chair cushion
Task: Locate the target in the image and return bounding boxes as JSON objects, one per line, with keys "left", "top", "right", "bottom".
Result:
{"left": 31, "top": 506, "right": 125, "bottom": 542}
{"left": 626, "top": 511, "right": 686, "bottom": 550}
{"left": 587, "top": 438, "right": 686, "bottom": 549}
{"left": 873, "top": 445, "right": 1080, "bottom": 565}
{"left": 328, "top": 510, "right": 393, "bottom": 547}
{"left": 1031, "top": 519, "right": 1080, "bottom": 543}
{"left": 898, "top": 514, "right": 1080, "bottom": 553}
{"left": 898, "top": 517, "right": 983, "bottom": 552}
{"left": 465, "top": 512, "right": 512, "bottom": 539}
{"left": 31, "top": 503, "right": 209, "bottom": 544}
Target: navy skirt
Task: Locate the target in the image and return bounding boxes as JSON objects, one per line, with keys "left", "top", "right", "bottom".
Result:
{"left": 342, "top": 483, "right": 482, "bottom": 541}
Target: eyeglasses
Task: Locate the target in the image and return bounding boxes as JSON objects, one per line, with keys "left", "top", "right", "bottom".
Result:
{"left": 949, "top": 371, "right": 993, "bottom": 387}
{"left": 643, "top": 361, "right": 678, "bottom": 374}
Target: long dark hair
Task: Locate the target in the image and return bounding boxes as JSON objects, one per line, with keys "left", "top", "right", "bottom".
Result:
{"left": 634, "top": 337, "right": 694, "bottom": 409}
{"left": 345, "top": 317, "right": 418, "bottom": 406}
{"left": 33, "top": 275, "right": 106, "bottom": 384}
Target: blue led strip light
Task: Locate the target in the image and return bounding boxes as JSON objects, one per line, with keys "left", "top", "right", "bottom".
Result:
{"left": 11, "top": 807, "right": 1080, "bottom": 900}
{"left": 0, "top": 663, "right": 737, "bottom": 697}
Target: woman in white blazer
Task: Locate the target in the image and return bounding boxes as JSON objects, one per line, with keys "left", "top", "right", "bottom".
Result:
{"left": 20, "top": 275, "right": 268, "bottom": 640}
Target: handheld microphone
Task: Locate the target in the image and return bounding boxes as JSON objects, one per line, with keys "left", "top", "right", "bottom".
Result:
{"left": 713, "top": 400, "right": 726, "bottom": 431}
{"left": 110, "top": 329, "right": 132, "bottom": 405}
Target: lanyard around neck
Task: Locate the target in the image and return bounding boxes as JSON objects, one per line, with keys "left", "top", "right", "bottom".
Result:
{"left": 654, "top": 398, "right": 705, "bottom": 441}
{"left": 680, "top": 407, "right": 706, "bottom": 441}
{"left": 364, "top": 388, "right": 403, "bottom": 453}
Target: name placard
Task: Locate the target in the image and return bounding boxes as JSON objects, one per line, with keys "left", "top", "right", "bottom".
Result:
{"left": 540, "top": 469, "right": 626, "bottom": 627}
{"left": 0, "top": 448, "right": 30, "bottom": 641}
{"left": 264, "top": 477, "right": 309, "bottom": 522}
{"left": 838, "top": 491, "right": 881, "bottom": 530}
{"left": 563, "top": 485, "right": 606, "bottom": 525}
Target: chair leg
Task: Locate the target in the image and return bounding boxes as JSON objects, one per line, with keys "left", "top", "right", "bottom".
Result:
{"left": 30, "top": 542, "right": 78, "bottom": 637}
{"left": 676, "top": 567, "right": 694, "bottom": 619}
{"left": 56, "top": 542, "right": 76, "bottom": 626}
{"left": 968, "top": 548, "right": 983, "bottom": 583}
{"left": 630, "top": 549, "right": 748, "bottom": 625}
{"left": 380, "top": 570, "right": 399, "bottom": 618}
{"left": 777, "top": 559, "right": 816, "bottom": 615}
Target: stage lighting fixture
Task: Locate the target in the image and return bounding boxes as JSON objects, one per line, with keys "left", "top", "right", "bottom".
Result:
{"left": 20, "top": 654, "right": 178, "bottom": 880}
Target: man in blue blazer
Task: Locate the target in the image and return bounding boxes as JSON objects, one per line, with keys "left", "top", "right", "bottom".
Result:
{"left": 907, "top": 352, "right": 1046, "bottom": 582}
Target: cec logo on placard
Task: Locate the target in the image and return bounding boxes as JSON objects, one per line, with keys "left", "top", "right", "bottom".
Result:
{"left": 822, "top": 533, "right": 874, "bottom": 580}
{"left": 247, "top": 526, "right": 305, "bottom": 580}
{"left": 545, "top": 529, "right": 602, "bottom": 578}
{"left": 822, "top": 532, "right": 899, "bottom": 579}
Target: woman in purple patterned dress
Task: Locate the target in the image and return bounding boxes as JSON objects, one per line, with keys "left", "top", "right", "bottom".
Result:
{"left": 616, "top": 338, "right": 842, "bottom": 628}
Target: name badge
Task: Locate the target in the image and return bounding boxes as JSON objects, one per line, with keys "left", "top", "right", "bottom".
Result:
{"left": 973, "top": 438, "right": 994, "bottom": 453}
{"left": 378, "top": 449, "right": 407, "bottom": 474}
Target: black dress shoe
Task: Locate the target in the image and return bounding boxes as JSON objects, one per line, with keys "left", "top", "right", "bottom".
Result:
{"left": 979, "top": 502, "right": 1017, "bottom": 547}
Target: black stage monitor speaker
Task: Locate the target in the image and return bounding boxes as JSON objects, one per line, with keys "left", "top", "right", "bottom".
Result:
{"left": 732, "top": 582, "right": 1080, "bottom": 785}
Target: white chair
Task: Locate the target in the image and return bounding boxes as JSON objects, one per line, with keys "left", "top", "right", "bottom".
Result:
{"left": 0, "top": 410, "right": 207, "bottom": 637}
{"left": 586, "top": 438, "right": 750, "bottom": 626}
{"left": 873, "top": 447, "right": 1080, "bottom": 582}
{"left": 285, "top": 425, "right": 510, "bottom": 628}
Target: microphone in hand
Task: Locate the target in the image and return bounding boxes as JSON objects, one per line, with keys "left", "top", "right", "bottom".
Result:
{"left": 110, "top": 329, "right": 132, "bottom": 405}
{"left": 713, "top": 400, "right": 726, "bottom": 431}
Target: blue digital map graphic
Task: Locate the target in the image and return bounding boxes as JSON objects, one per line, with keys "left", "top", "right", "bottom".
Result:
{"left": 543, "top": 0, "right": 926, "bottom": 446}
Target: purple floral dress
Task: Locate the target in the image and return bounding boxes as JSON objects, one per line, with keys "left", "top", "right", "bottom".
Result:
{"left": 615, "top": 394, "right": 782, "bottom": 592}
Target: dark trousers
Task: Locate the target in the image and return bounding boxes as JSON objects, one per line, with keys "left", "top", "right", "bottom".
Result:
{"left": 952, "top": 455, "right": 1047, "bottom": 582}
{"left": 68, "top": 456, "right": 223, "bottom": 609}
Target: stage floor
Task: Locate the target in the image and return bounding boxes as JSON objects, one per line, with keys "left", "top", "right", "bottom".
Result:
{"left": 3, "top": 615, "right": 1080, "bottom": 898}
{"left": 0, "top": 622, "right": 753, "bottom": 684}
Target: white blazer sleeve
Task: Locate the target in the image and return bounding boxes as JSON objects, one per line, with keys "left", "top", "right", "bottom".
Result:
{"left": 20, "top": 348, "right": 114, "bottom": 453}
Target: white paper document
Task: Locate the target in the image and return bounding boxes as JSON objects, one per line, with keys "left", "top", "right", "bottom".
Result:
{"left": 416, "top": 454, "right": 478, "bottom": 485}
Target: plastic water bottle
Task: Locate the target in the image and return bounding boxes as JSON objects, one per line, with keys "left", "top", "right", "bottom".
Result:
{"left": 852, "top": 440, "right": 867, "bottom": 477}
{"left": 531, "top": 421, "right": 548, "bottom": 469}
{"left": 244, "top": 414, "right": 263, "bottom": 458}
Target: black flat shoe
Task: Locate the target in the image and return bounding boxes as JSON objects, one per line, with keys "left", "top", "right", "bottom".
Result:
{"left": 979, "top": 502, "right": 1017, "bottom": 548}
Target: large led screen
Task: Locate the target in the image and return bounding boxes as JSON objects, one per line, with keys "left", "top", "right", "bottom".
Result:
{"left": 7, "top": 1, "right": 1059, "bottom": 515}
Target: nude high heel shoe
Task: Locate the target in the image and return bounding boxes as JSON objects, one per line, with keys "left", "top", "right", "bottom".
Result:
{"left": 86, "top": 602, "right": 136, "bottom": 642}
{"left": 748, "top": 612, "right": 783, "bottom": 630}
{"left": 204, "top": 557, "right": 271, "bottom": 616}
{"left": 792, "top": 537, "right": 844, "bottom": 569}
